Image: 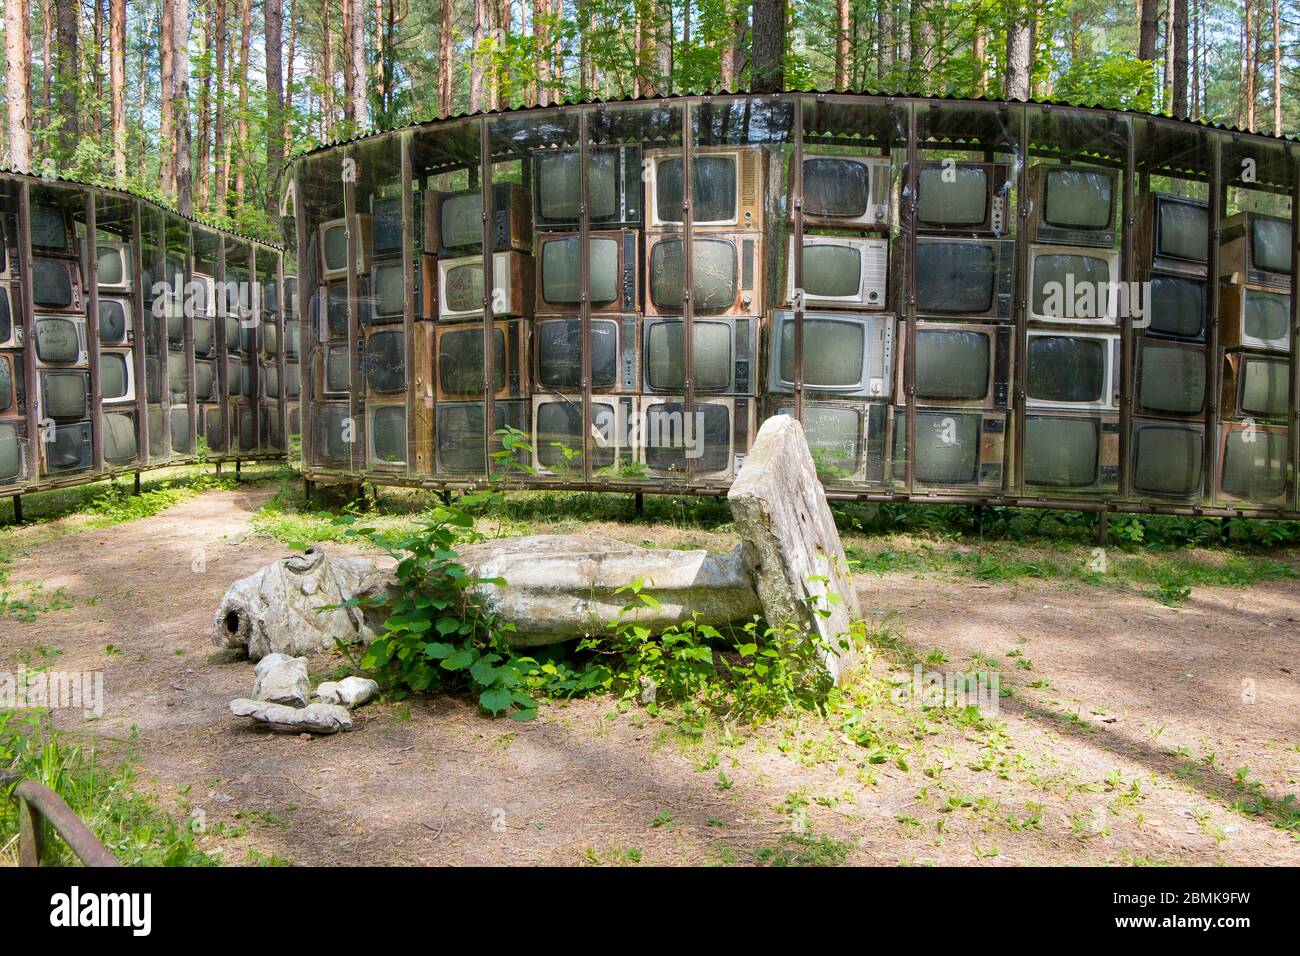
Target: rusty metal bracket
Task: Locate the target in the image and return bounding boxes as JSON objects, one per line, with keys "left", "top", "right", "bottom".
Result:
{"left": 0, "top": 772, "right": 120, "bottom": 867}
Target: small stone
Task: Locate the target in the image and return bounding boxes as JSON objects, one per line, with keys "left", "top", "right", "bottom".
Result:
{"left": 229, "top": 698, "right": 352, "bottom": 734}
{"left": 251, "top": 655, "right": 310, "bottom": 707}
{"left": 315, "top": 676, "right": 379, "bottom": 709}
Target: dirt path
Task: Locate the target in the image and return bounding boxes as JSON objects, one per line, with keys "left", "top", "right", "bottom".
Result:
{"left": 3, "top": 488, "right": 1298, "bottom": 866}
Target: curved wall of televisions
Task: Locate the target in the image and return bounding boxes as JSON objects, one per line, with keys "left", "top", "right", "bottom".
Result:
{"left": 0, "top": 170, "right": 296, "bottom": 506}
{"left": 288, "top": 93, "right": 1300, "bottom": 519}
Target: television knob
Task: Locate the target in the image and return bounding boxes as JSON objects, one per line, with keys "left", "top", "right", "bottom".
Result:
{"left": 742, "top": 293, "right": 752, "bottom": 307}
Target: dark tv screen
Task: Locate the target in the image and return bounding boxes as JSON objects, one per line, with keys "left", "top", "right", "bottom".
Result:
{"left": 1241, "top": 357, "right": 1287, "bottom": 417}
{"left": 917, "top": 166, "right": 989, "bottom": 226}
{"left": 644, "top": 401, "right": 729, "bottom": 473}
{"left": 98, "top": 298, "right": 127, "bottom": 341}
{"left": 49, "top": 423, "right": 90, "bottom": 470}
{"left": 102, "top": 413, "right": 137, "bottom": 463}
{"left": 915, "top": 330, "right": 990, "bottom": 401}
{"left": 35, "top": 317, "right": 81, "bottom": 364}
{"left": 1223, "top": 430, "right": 1288, "bottom": 500}
{"left": 372, "top": 262, "right": 405, "bottom": 317}
{"left": 441, "top": 192, "right": 483, "bottom": 249}
{"left": 1147, "top": 275, "right": 1204, "bottom": 339}
{"left": 32, "top": 259, "right": 74, "bottom": 309}
{"left": 538, "top": 319, "right": 618, "bottom": 390}
{"left": 541, "top": 236, "right": 619, "bottom": 305}
{"left": 1027, "top": 335, "right": 1105, "bottom": 404}
{"left": 646, "top": 320, "right": 732, "bottom": 392}
{"left": 915, "top": 241, "right": 995, "bottom": 313}
{"left": 536, "top": 400, "right": 615, "bottom": 470}
{"left": 649, "top": 237, "right": 737, "bottom": 313}
{"left": 803, "top": 157, "right": 870, "bottom": 219}
{"left": 42, "top": 370, "right": 88, "bottom": 420}
{"left": 800, "top": 405, "right": 861, "bottom": 475}
{"left": 30, "top": 206, "right": 68, "bottom": 249}
{"left": 1024, "top": 415, "right": 1098, "bottom": 486}
{"left": 537, "top": 151, "right": 618, "bottom": 222}
{"left": 322, "top": 223, "right": 348, "bottom": 272}
{"left": 439, "top": 328, "right": 505, "bottom": 396}
{"left": 365, "top": 331, "right": 406, "bottom": 392}
{"left": 802, "top": 244, "right": 862, "bottom": 298}
{"left": 443, "top": 260, "right": 484, "bottom": 313}
{"left": 372, "top": 197, "right": 403, "bottom": 256}
{"left": 0, "top": 287, "right": 10, "bottom": 341}
{"left": 325, "top": 347, "right": 350, "bottom": 393}
{"left": 1139, "top": 344, "right": 1204, "bottom": 415}
{"left": 0, "top": 357, "right": 12, "bottom": 412}
{"left": 1156, "top": 198, "right": 1208, "bottom": 262}
{"left": 1251, "top": 217, "right": 1292, "bottom": 275}
{"left": 778, "top": 317, "right": 865, "bottom": 391}
{"left": 316, "top": 405, "right": 350, "bottom": 461}
{"left": 436, "top": 402, "right": 526, "bottom": 473}
{"left": 97, "top": 245, "right": 126, "bottom": 286}
{"left": 1032, "top": 254, "right": 1112, "bottom": 317}
{"left": 1043, "top": 167, "right": 1113, "bottom": 229}
{"left": 327, "top": 283, "right": 349, "bottom": 336}
{"left": 194, "top": 317, "right": 214, "bottom": 355}
{"left": 101, "top": 353, "right": 129, "bottom": 400}
{"left": 194, "top": 360, "right": 214, "bottom": 400}
{"left": 1133, "top": 425, "right": 1203, "bottom": 496}
{"left": 371, "top": 405, "right": 406, "bottom": 462}
{"left": 1244, "top": 290, "right": 1290, "bottom": 343}
{"left": 655, "top": 155, "right": 737, "bottom": 224}
{"left": 910, "top": 411, "right": 980, "bottom": 484}
{"left": 0, "top": 423, "right": 20, "bottom": 482}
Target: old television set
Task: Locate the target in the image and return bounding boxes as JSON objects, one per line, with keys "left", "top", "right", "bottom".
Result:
{"left": 1026, "top": 331, "right": 1120, "bottom": 411}
{"left": 644, "top": 232, "right": 761, "bottom": 317}
{"left": 1027, "top": 164, "right": 1118, "bottom": 247}
{"left": 193, "top": 316, "right": 215, "bottom": 357}
{"left": 265, "top": 411, "right": 285, "bottom": 451}
{"left": 97, "top": 297, "right": 134, "bottom": 345}
{"left": 168, "top": 356, "right": 191, "bottom": 402}
{"left": 914, "top": 161, "right": 1009, "bottom": 236}
{"left": 426, "top": 183, "right": 532, "bottom": 257}
{"left": 1023, "top": 412, "right": 1120, "bottom": 491}
{"left": 146, "top": 405, "right": 165, "bottom": 459}
{"left": 143, "top": 356, "right": 161, "bottom": 404}
{"left": 533, "top": 315, "right": 639, "bottom": 393}
{"left": 910, "top": 322, "right": 1012, "bottom": 408}
{"left": 367, "top": 403, "right": 407, "bottom": 467}
{"left": 638, "top": 397, "right": 753, "bottom": 481}
{"left": 364, "top": 329, "right": 406, "bottom": 394}
{"left": 1135, "top": 340, "right": 1206, "bottom": 417}
{"left": 1145, "top": 273, "right": 1206, "bottom": 341}
{"left": 285, "top": 362, "right": 301, "bottom": 399}
{"left": 194, "top": 359, "right": 216, "bottom": 401}
{"left": 1219, "top": 212, "right": 1292, "bottom": 289}
{"left": 319, "top": 215, "right": 372, "bottom": 280}
{"left": 34, "top": 315, "right": 88, "bottom": 366}
{"left": 1028, "top": 245, "right": 1121, "bottom": 324}
{"left": 435, "top": 400, "right": 527, "bottom": 475}
{"left": 436, "top": 251, "right": 534, "bottom": 321}
{"left": 263, "top": 275, "right": 299, "bottom": 314}
{"left": 224, "top": 355, "right": 253, "bottom": 398}
{"left": 1130, "top": 419, "right": 1205, "bottom": 499}
{"left": 201, "top": 406, "right": 226, "bottom": 452}
{"left": 0, "top": 351, "right": 24, "bottom": 415}
{"left": 263, "top": 321, "right": 280, "bottom": 357}
{"left": 767, "top": 311, "right": 893, "bottom": 399}
{"left": 99, "top": 350, "right": 136, "bottom": 404}
{"left": 39, "top": 369, "right": 88, "bottom": 421}
{"left": 914, "top": 237, "right": 1014, "bottom": 319}
{"left": 1145, "top": 194, "right": 1209, "bottom": 277}
{"left": 775, "top": 401, "right": 888, "bottom": 484}
{"left": 535, "top": 230, "right": 639, "bottom": 314}
{"left": 1223, "top": 351, "right": 1288, "bottom": 421}
{"left": 86, "top": 239, "right": 134, "bottom": 293}
{"left": 0, "top": 285, "right": 20, "bottom": 348}
{"left": 237, "top": 403, "right": 258, "bottom": 452}
{"left": 44, "top": 421, "right": 93, "bottom": 473}
{"left": 322, "top": 343, "right": 351, "bottom": 396}
{"left": 285, "top": 319, "right": 301, "bottom": 358}
{"left": 101, "top": 411, "right": 138, "bottom": 465}
{"left": 314, "top": 403, "right": 352, "bottom": 465}
{"left": 1219, "top": 423, "right": 1290, "bottom": 504}
{"left": 642, "top": 316, "right": 757, "bottom": 396}
{"left": 30, "top": 204, "right": 74, "bottom": 253}
{"left": 1220, "top": 285, "right": 1291, "bottom": 352}
{"left": 646, "top": 146, "right": 764, "bottom": 230}
{"left": 435, "top": 321, "right": 525, "bottom": 402}
{"left": 30, "top": 257, "right": 84, "bottom": 314}
{"left": 223, "top": 315, "right": 244, "bottom": 355}
{"left": 531, "top": 395, "right": 637, "bottom": 474}
{"left": 784, "top": 236, "right": 887, "bottom": 310}
{"left": 322, "top": 281, "right": 350, "bottom": 338}
{"left": 170, "top": 405, "right": 193, "bottom": 454}
{"left": 796, "top": 154, "right": 890, "bottom": 230}
{"left": 262, "top": 362, "right": 280, "bottom": 400}
{"left": 532, "top": 144, "right": 643, "bottom": 230}
{"left": 0, "top": 421, "right": 27, "bottom": 485}
{"left": 893, "top": 408, "right": 1006, "bottom": 488}
{"left": 370, "top": 196, "right": 405, "bottom": 259}
{"left": 369, "top": 260, "right": 408, "bottom": 323}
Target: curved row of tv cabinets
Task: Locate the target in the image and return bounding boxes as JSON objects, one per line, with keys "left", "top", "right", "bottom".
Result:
{"left": 0, "top": 169, "right": 297, "bottom": 514}
{"left": 286, "top": 92, "right": 1300, "bottom": 521}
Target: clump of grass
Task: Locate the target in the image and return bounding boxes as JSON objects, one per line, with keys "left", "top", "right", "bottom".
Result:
{"left": 752, "top": 831, "right": 855, "bottom": 866}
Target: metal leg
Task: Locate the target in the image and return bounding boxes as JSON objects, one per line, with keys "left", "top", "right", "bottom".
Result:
{"left": 1097, "top": 511, "right": 1109, "bottom": 547}
{"left": 303, "top": 478, "right": 314, "bottom": 504}
{"left": 133, "top": 472, "right": 141, "bottom": 495}
{"left": 974, "top": 505, "right": 985, "bottom": 539}
{"left": 634, "top": 492, "right": 644, "bottom": 518}
{"left": 11, "top": 495, "right": 22, "bottom": 524}
{"left": 235, "top": 460, "right": 242, "bottom": 483}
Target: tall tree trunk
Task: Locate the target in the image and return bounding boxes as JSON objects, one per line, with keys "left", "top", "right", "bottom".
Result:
{"left": 4, "top": 0, "right": 33, "bottom": 171}
{"left": 55, "top": 0, "right": 80, "bottom": 157}
{"left": 234, "top": 0, "right": 251, "bottom": 203}
{"left": 1271, "top": 0, "right": 1281, "bottom": 134}
{"left": 972, "top": 29, "right": 986, "bottom": 96}
{"left": 197, "top": 1, "right": 212, "bottom": 209}
{"left": 214, "top": 0, "right": 228, "bottom": 214}
{"left": 654, "top": 0, "right": 671, "bottom": 95}
{"left": 285, "top": 0, "right": 296, "bottom": 156}
{"left": 267, "top": 0, "right": 285, "bottom": 215}
{"left": 439, "top": 0, "right": 454, "bottom": 116}
{"left": 160, "top": 0, "right": 175, "bottom": 195}
{"left": 174, "top": 0, "right": 193, "bottom": 215}
{"left": 1138, "top": 0, "right": 1158, "bottom": 106}
{"left": 352, "top": 0, "right": 367, "bottom": 124}
{"left": 1004, "top": 17, "right": 1032, "bottom": 101}
{"left": 374, "top": 0, "right": 385, "bottom": 113}
{"left": 42, "top": 1, "right": 53, "bottom": 117}
{"left": 835, "top": 0, "right": 849, "bottom": 90}
{"left": 751, "top": 0, "right": 785, "bottom": 93}
{"left": 92, "top": 0, "right": 104, "bottom": 137}
{"left": 110, "top": 0, "right": 126, "bottom": 183}
{"left": 878, "top": 0, "right": 893, "bottom": 79}
{"left": 1190, "top": 0, "right": 1200, "bottom": 118}
{"left": 1173, "top": 0, "right": 1188, "bottom": 118}
{"left": 322, "top": 5, "right": 334, "bottom": 135}
{"left": 471, "top": 0, "right": 486, "bottom": 112}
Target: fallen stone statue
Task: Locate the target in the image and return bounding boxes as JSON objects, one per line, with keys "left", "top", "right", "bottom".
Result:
{"left": 213, "top": 415, "right": 860, "bottom": 684}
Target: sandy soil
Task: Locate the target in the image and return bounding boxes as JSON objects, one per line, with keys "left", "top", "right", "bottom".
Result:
{"left": 2, "top": 487, "right": 1297, "bottom": 866}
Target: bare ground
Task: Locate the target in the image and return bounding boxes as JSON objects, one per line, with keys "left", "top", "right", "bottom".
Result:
{"left": 2, "top": 486, "right": 1298, "bottom": 866}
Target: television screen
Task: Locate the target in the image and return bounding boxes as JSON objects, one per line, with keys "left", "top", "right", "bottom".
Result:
{"left": 803, "top": 157, "right": 869, "bottom": 219}
{"left": 42, "top": 370, "right": 88, "bottom": 420}
{"left": 1241, "top": 357, "right": 1287, "bottom": 417}
{"left": 30, "top": 206, "right": 68, "bottom": 249}
{"left": 1027, "top": 335, "right": 1105, "bottom": 404}
{"left": 649, "top": 237, "right": 737, "bottom": 313}
{"left": 48, "top": 423, "right": 90, "bottom": 470}
{"left": 439, "top": 327, "right": 505, "bottom": 396}
{"left": 778, "top": 318, "right": 865, "bottom": 391}
{"left": 194, "top": 317, "right": 214, "bottom": 355}
{"left": 98, "top": 298, "right": 128, "bottom": 342}
{"left": 264, "top": 365, "right": 280, "bottom": 398}
{"left": 0, "top": 423, "right": 20, "bottom": 482}
{"left": 909, "top": 411, "right": 981, "bottom": 483}
{"left": 802, "top": 244, "right": 862, "bottom": 298}
{"left": 101, "top": 353, "right": 129, "bottom": 400}
{"left": 1139, "top": 344, "right": 1204, "bottom": 415}
{"left": 96, "top": 245, "right": 126, "bottom": 286}
{"left": 436, "top": 401, "right": 526, "bottom": 473}
{"left": 315, "top": 404, "right": 350, "bottom": 461}
{"left": 285, "top": 362, "right": 300, "bottom": 398}
{"left": 372, "top": 197, "right": 403, "bottom": 257}
{"left": 656, "top": 155, "right": 737, "bottom": 224}
{"left": 1043, "top": 168, "right": 1113, "bottom": 229}
{"left": 285, "top": 320, "right": 301, "bottom": 357}
{"left": 264, "top": 322, "right": 280, "bottom": 356}
{"left": 538, "top": 319, "right": 618, "bottom": 390}
{"left": 322, "top": 222, "right": 348, "bottom": 273}
{"left": 915, "top": 241, "right": 995, "bottom": 313}
{"left": 1024, "top": 416, "right": 1098, "bottom": 486}
{"left": 238, "top": 406, "right": 257, "bottom": 451}
{"left": 541, "top": 236, "right": 619, "bottom": 305}
{"left": 441, "top": 192, "right": 483, "bottom": 249}
{"left": 1157, "top": 198, "right": 1209, "bottom": 262}
{"left": 168, "top": 406, "right": 192, "bottom": 452}
{"left": 169, "top": 357, "right": 189, "bottom": 398}
{"left": 1147, "top": 275, "right": 1205, "bottom": 339}
{"left": 371, "top": 405, "right": 406, "bottom": 462}
{"left": 326, "top": 283, "right": 349, "bottom": 336}
{"left": 443, "top": 260, "right": 484, "bottom": 314}
{"left": 35, "top": 317, "right": 81, "bottom": 364}
{"left": 1032, "top": 253, "right": 1113, "bottom": 318}
{"left": 102, "top": 413, "right": 137, "bottom": 463}
{"left": 917, "top": 166, "right": 989, "bottom": 225}
{"left": 1244, "top": 290, "right": 1290, "bottom": 344}
{"left": 194, "top": 360, "right": 214, "bottom": 399}
{"left": 32, "top": 259, "right": 74, "bottom": 309}
{"left": 1223, "top": 429, "right": 1288, "bottom": 499}
{"left": 915, "top": 330, "right": 990, "bottom": 401}
{"left": 223, "top": 316, "right": 240, "bottom": 353}
{"left": 537, "top": 151, "right": 618, "bottom": 222}
{"left": 0, "top": 357, "right": 13, "bottom": 412}
{"left": 800, "top": 405, "right": 861, "bottom": 476}
{"left": 644, "top": 401, "right": 730, "bottom": 473}
{"left": 325, "top": 346, "right": 350, "bottom": 393}
{"left": 536, "top": 400, "right": 616, "bottom": 470}
{"left": 370, "top": 262, "right": 405, "bottom": 319}
{"left": 365, "top": 330, "right": 406, "bottom": 392}
{"left": 1133, "top": 425, "right": 1203, "bottom": 496}
{"left": 646, "top": 320, "right": 732, "bottom": 392}
{"left": 0, "top": 287, "right": 10, "bottom": 342}
{"left": 1252, "top": 217, "right": 1292, "bottom": 275}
